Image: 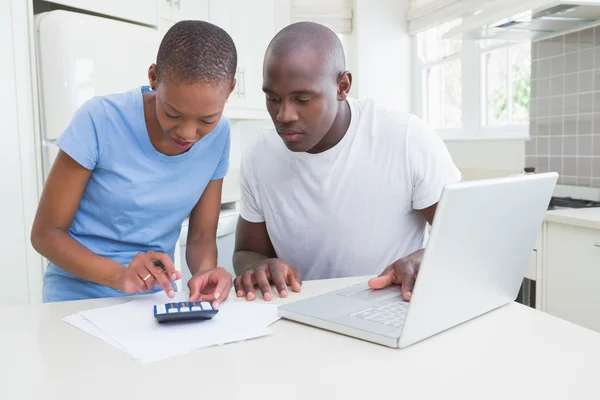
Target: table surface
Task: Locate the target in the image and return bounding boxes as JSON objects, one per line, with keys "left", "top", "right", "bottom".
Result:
{"left": 3, "top": 275, "right": 600, "bottom": 400}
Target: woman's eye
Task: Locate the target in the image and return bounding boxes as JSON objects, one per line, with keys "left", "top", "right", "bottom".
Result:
{"left": 296, "top": 98, "right": 310, "bottom": 104}
{"left": 165, "top": 112, "right": 180, "bottom": 119}
{"left": 201, "top": 120, "right": 215, "bottom": 125}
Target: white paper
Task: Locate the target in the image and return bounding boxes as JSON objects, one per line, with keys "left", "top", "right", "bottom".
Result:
{"left": 64, "top": 292, "right": 280, "bottom": 363}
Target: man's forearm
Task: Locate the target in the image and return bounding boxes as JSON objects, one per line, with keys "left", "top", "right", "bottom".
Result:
{"left": 186, "top": 240, "right": 218, "bottom": 276}
{"left": 233, "top": 250, "right": 270, "bottom": 276}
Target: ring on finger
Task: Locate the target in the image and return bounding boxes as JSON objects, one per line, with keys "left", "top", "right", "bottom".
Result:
{"left": 143, "top": 273, "right": 152, "bottom": 281}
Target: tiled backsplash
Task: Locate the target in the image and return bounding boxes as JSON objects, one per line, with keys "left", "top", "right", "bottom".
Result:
{"left": 527, "top": 26, "right": 600, "bottom": 188}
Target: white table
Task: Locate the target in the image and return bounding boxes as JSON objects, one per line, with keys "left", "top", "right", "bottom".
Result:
{"left": 2, "top": 276, "right": 600, "bottom": 400}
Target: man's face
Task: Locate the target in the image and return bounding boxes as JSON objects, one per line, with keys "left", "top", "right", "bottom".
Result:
{"left": 262, "top": 50, "right": 340, "bottom": 152}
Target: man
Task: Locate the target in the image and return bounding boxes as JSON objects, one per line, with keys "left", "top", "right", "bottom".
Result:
{"left": 233, "top": 22, "right": 461, "bottom": 302}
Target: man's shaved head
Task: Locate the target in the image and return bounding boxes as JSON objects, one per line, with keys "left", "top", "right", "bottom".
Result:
{"left": 262, "top": 22, "right": 352, "bottom": 154}
{"left": 265, "top": 22, "right": 346, "bottom": 77}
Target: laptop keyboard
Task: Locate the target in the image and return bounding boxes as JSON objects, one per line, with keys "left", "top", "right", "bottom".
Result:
{"left": 349, "top": 295, "right": 409, "bottom": 328}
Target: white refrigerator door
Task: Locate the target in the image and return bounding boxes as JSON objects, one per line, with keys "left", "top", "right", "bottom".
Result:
{"left": 35, "top": 10, "right": 160, "bottom": 143}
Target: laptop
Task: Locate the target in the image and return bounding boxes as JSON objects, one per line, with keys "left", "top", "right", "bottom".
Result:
{"left": 277, "top": 172, "right": 558, "bottom": 348}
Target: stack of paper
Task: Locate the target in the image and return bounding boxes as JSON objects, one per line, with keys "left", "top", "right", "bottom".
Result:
{"left": 64, "top": 292, "right": 280, "bottom": 363}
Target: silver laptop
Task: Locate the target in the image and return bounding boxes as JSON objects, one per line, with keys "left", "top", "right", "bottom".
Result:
{"left": 278, "top": 172, "right": 558, "bottom": 348}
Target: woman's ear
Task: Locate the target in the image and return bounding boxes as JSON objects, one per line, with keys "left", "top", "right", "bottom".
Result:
{"left": 337, "top": 71, "right": 352, "bottom": 101}
{"left": 148, "top": 64, "right": 158, "bottom": 90}
{"left": 229, "top": 77, "right": 237, "bottom": 97}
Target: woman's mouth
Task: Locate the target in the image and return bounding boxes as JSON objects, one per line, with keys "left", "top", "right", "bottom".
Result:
{"left": 170, "top": 137, "right": 195, "bottom": 151}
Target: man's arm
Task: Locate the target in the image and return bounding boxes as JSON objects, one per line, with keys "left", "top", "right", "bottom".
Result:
{"left": 232, "top": 217, "right": 301, "bottom": 301}
{"left": 420, "top": 203, "right": 437, "bottom": 226}
{"left": 232, "top": 217, "right": 277, "bottom": 276}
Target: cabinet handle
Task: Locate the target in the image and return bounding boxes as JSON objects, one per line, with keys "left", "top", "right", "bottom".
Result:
{"left": 239, "top": 68, "right": 245, "bottom": 97}
{"left": 595, "top": 242, "right": 600, "bottom": 247}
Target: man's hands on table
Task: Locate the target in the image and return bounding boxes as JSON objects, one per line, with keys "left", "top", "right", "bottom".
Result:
{"left": 234, "top": 258, "right": 302, "bottom": 301}
{"left": 233, "top": 250, "right": 424, "bottom": 302}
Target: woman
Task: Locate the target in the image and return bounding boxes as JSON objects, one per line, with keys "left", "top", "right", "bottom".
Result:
{"left": 31, "top": 20, "right": 236, "bottom": 305}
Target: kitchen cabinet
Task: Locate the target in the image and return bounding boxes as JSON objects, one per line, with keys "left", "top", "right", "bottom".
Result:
{"left": 158, "top": 0, "right": 209, "bottom": 44}
{"left": 39, "top": 0, "right": 158, "bottom": 26}
{"left": 159, "top": 0, "right": 209, "bottom": 22}
{"left": 209, "top": 0, "right": 290, "bottom": 118}
{"left": 543, "top": 221, "right": 600, "bottom": 333}
{"left": 157, "top": 0, "right": 290, "bottom": 119}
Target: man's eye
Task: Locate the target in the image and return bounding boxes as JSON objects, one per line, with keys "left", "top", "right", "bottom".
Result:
{"left": 296, "top": 98, "right": 310, "bottom": 104}
{"left": 266, "top": 95, "right": 281, "bottom": 102}
{"left": 165, "top": 112, "right": 180, "bottom": 119}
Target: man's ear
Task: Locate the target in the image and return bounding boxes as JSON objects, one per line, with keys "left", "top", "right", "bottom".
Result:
{"left": 148, "top": 64, "right": 158, "bottom": 90}
{"left": 337, "top": 71, "right": 352, "bottom": 101}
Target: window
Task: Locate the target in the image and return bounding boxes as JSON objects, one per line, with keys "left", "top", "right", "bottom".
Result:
{"left": 413, "top": 22, "right": 531, "bottom": 139}
{"left": 481, "top": 41, "right": 531, "bottom": 132}
{"left": 416, "top": 20, "right": 462, "bottom": 131}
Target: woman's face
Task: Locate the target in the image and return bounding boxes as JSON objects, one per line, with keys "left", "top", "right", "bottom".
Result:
{"left": 148, "top": 65, "right": 234, "bottom": 153}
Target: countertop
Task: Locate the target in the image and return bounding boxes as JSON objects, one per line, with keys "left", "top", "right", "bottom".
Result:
{"left": 545, "top": 207, "right": 600, "bottom": 230}
{"left": 2, "top": 276, "right": 600, "bottom": 400}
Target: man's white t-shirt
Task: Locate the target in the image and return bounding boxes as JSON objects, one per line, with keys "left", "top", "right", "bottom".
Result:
{"left": 239, "top": 97, "right": 461, "bottom": 280}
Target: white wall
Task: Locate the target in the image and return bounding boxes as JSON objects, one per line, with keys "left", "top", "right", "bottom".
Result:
{"left": 1, "top": 0, "right": 44, "bottom": 306}
{"left": 445, "top": 140, "right": 526, "bottom": 180}
{"left": 352, "top": 0, "right": 411, "bottom": 113}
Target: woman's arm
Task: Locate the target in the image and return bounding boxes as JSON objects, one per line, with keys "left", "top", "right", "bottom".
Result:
{"left": 31, "top": 151, "right": 128, "bottom": 290}
{"left": 185, "top": 178, "right": 224, "bottom": 275}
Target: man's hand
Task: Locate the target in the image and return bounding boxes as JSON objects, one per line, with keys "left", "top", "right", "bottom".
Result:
{"left": 234, "top": 258, "right": 302, "bottom": 301}
{"left": 187, "top": 267, "right": 232, "bottom": 308}
{"left": 368, "top": 249, "right": 424, "bottom": 301}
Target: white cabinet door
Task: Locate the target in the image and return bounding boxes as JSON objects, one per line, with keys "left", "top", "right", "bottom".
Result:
{"left": 159, "top": 0, "right": 173, "bottom": 20}
{"left": 208, "top": 0, "right": 243, "bottom": 108}
{"left": 544, "top": 222, "right": 600, "bottom": 332}
{"left": 172, "top": 0, "right": 209, "bottom": 21}
{"left": 1, "top": 0, "right": 42, "bottom": 306}
{"left": 40, "top": 0, "right": 159, "bottom": 26}
{"left": 208, "top": 0, "right": 288, "bottom": 117}
{"left": 231, "top": 0, "right": 276, "bottom": 111}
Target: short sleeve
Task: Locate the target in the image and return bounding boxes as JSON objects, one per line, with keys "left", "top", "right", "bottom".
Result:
{"left": 408, "top": 115, "right": 462, "bottom": 210}
{"left": 239, "top": 136, "right": 265, "bottom": 223}
{"left": 55, "top": 97, "right": 107, "bottom": 170}
{"left": 211, "top": 120, "right": 230, "bottom": 180}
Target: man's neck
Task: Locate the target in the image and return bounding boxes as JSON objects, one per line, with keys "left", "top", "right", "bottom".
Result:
{"left": 307, "top": 99, "right": 351, "bottom": 154}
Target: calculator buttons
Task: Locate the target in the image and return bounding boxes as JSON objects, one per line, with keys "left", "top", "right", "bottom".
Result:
{"left": 166, "top": 303, "right": 179, "bottom": 313}
{"left": 155, "top": 304, "right": 167, "bottom": 315}
{"left": 200, "top": 301, "right": 212, "bottom": 310}
{"left": 178, "top": 302, "right": 190, "bottom": 312}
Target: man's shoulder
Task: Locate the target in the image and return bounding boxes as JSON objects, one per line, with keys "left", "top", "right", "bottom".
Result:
{"left": 350, "top": 97, "right": 426, "bottom": 141}
{"left": 242, "top": 126, "right": 284, "bottom": 163}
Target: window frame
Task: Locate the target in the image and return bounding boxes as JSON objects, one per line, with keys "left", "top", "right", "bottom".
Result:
{"left": 412, "top": 34, "right": 531, "bottom": 141}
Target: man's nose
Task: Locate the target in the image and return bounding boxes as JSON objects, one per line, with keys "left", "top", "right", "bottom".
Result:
{"left": 276, "top": 101, "right": 299, "bottom": 123}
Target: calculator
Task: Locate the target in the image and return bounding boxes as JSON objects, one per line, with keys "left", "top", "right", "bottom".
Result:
{"left": 154, "top": 301, "right": 218, "bottom": 323}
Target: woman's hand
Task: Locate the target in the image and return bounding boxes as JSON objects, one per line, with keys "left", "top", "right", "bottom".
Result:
{"left": 121, "top": 252, "right": 181, "bottom": 297}
{"left": 187, "top": 267, "right": 233, "bottom": 308}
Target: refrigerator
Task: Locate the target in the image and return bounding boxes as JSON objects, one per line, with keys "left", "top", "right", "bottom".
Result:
{"left": 34, "top": 9, "right": 240, "bottom": 280}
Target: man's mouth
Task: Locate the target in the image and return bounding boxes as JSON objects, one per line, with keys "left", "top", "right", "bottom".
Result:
{"left": 278, "top": 129, "right": 302, "bottom": 142}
